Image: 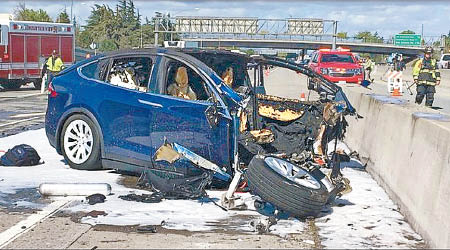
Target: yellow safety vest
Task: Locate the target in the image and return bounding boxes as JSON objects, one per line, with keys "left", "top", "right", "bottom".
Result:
{"left": 412, "top": 58, "right": 440, "bottom": 86}
{"left": 46, "top": 57, "right": 64, "bottom": 72}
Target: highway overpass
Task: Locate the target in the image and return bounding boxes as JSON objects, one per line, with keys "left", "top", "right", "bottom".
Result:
{"left": 184, "top": 38, "right": 424, "bottom": 56}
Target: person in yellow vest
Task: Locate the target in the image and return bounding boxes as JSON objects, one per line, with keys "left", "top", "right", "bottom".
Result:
{"left": 412, "top": 46, "right": 440, "bottom": 107}
{"left": 44, "top": 50, "right": 64, "bottom": 88}
{"left": 363, "top": 56, "right": 375, "bottom": 82}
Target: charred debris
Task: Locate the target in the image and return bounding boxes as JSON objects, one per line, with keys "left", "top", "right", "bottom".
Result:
{"left": 127, "top": 51, "right": 357, "bottom": 219}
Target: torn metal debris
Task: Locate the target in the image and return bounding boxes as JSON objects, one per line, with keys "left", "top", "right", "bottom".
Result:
{"left": 119, "top": 50, "right": 358, "bottom": 219}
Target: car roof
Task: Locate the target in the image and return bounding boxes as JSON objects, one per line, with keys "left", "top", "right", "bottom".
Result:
{"left": 86, "top": 47, "right": 219, "bottom": 76}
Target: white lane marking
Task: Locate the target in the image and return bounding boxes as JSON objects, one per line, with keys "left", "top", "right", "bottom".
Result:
{"left": 0, "top": 199, "right": 72, "bottom": 249}
{"left": 0, "top": 93, "right": 45, "bottom": 99}
{"left": 18, "top": 93, "right": 45, "bottom": 98}
{"left": 0, "top": 117, "right": 43, "bottom": 128}
{"left": 10, "top": 112, "right": 46, "bottom": 118}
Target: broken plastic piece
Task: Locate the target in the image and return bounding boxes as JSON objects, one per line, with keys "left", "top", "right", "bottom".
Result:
{"left": 153, "top": 140, "right": 231, "bottom": 181}
{"left": 172, "top": 143, "right": 231, "bottom": 181}
{"left": 154, "top": 141, "right": 181, "bottom": 164}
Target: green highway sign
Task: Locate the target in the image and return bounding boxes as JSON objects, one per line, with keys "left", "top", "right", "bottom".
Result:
{"left": 394, "top": 34, "right": 422, "bottom": 46}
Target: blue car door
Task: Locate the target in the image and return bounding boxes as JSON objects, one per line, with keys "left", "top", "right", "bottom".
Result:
{"left": 146, "top": 56, "right": 232, "bottom": 170}
{"left": 97, "top": 56, "right": 154, "bottom": 168}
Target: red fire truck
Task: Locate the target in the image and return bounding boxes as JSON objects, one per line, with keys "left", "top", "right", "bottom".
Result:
{"left": 0, "top": 15, "right": 74, "bottom": 90}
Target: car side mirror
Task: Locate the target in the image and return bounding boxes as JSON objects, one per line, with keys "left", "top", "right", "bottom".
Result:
{"left": 205, "top": 104, "right": 220, "bottom": 128}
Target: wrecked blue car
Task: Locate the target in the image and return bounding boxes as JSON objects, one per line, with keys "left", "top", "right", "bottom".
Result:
{"left": 45, "top": 48, "right": 355, "bottom": 218}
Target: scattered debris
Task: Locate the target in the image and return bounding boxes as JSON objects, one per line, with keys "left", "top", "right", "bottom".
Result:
{"left": 119, "top": 193, "right": 163, "bottom": 203}
{"left": 136, "top": 225, "right": 157, "bottom": 233}
{"left": 86, "top": 193, "right": 106, "bottom": 205}
{"left": 85, "top": 210, "right": 108, "bottom": 218}
{"left": 250, "top": 216, "right": 277, "bottom": 234}
{"left": 0, "top": 144, "right": 42, "bottom": 166}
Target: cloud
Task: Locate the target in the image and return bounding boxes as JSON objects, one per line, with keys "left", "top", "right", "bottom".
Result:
{"left": 0, "top": 0, "right": 447, "bottom": 38}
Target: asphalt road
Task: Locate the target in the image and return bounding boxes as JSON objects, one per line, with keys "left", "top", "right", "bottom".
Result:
{"left": 0, "top": 68, "right": 425, "bottom": 249}
{"left": 0, "top": 85, "right": 47, "bottom": 138}
{"left": 370, "top": 65, "right": 450, "bottom": 114}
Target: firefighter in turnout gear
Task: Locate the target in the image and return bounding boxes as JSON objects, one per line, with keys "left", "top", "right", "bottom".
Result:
{"left": 413, "top": 46, "right": 440, "bottom": 107}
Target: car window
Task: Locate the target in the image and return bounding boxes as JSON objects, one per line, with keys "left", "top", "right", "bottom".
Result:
{"left": 105, "top": 57, "right": 153, "bottom": 92}
{"left": 262, "top": 62, "right": 321, "bottom": 101}
{"left": 80, "top": 59, "right": 109, "bottom": 81}
{"left": 163, "top": 60, "right": 212, "bottom": 102}
{"left": 321, "top": 54, "right": 355, "bottom": 63}
{"left": 442, "top": 55, "right": 450, "bottom": 61}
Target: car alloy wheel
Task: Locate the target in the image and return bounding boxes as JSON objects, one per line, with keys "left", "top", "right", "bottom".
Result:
{"left": 63, "top": 119, "right": 94, "bottom": 164}
{"left": 264, "top": 156, "right": 321, "bottom": 190}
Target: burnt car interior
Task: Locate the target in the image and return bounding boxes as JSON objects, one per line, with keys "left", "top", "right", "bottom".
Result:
{"left": 186, "top": 50, "right": 253, "bottom": 95}
{"left": 164, "top": 61, "right": 211, "bottom": 101}
{"left": 105, "top": 56, "right": 153, "bottom": 92}
{"left": 74, "top": 49, "right": 358, "bottom": 218}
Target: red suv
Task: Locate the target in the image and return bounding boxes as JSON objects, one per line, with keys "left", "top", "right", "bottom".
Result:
{"left": 308, "top": 49, "right": 364, "bottom": 84}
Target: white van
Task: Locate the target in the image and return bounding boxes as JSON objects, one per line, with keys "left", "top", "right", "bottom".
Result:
{"left": 438, "top": 54, "right": 450, "bottom": 69}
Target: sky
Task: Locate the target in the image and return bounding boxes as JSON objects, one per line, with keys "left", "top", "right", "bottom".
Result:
{"left": 0, "top": 0, "right": 449, "bottom": 40}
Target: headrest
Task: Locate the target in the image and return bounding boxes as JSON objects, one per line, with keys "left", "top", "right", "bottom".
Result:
{"left": 175, "top": 67, "right": 188, "bottom": 85}
{"left": 222, "top": 67, "right": 233, "bottom": 86}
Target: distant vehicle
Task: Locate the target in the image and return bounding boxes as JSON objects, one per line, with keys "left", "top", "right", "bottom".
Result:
{"left": 163, "top": 41, "right": 185, "bottom": 48}
{"left": 438, "top": 54, "right": 450, "bottom": 69}
{"left": 308, "top": 49, "right": 364, "bottom": 84}
{"left": 0, "top": 15, "right": 74, "bottom": 90}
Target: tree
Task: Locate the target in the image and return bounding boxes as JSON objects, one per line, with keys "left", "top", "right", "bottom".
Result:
{"left": 77, "top": 0, "right": 155, "bottom": 51}
{"left": 100, "top": 39, "right": 118, "bottom": 51}
{"left": 355, "top": 31, "right": 383, "bottom": 43}
{"left": 337, "top": 32, "right": 348, "bottom": 39}
{"left": 14, "top": 3, "right": 52, "bottom": 22}
{"left": 76, "top": 25, "right": 93, "bottom": 48}
{"left": 400, "top": 30, "right": 415, "bottom": 34}
{"left": 56, "top": 8, "right": 70, "bottom": 23}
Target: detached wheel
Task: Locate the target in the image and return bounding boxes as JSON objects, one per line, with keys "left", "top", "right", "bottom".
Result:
{"left": 60, "top": 114, "right": 102, "bottom": 170}
{"left": 246, "top": 156, "right": 328, "bottom": 218}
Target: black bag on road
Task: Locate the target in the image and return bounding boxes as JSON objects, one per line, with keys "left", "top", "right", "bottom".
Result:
{"left": 0, "top": 144, "right": 42, "bottom": 166}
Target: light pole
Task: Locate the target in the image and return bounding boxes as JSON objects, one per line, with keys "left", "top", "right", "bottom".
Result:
{"left": 154, "top": 12, "right": 162, "bottom": 47}
{"left": 332, "top": 21, "right": 338, "bottom": 50}
{"left": 70, "top": 0, "right": 73, "bottom": 23}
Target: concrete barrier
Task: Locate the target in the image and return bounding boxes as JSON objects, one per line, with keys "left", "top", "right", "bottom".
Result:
{"left": 342, "top": 85, "right": 450, "bottom": 248}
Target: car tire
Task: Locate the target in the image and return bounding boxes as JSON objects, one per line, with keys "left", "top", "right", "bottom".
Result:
{"left": 33, "top": 79, "right": 41, "bottom": 90}
{"left": 60, "top": 114, "right": 102, "bottom": 170}
{"left": 246, "top": 155, "right": 329, "bottom": 218}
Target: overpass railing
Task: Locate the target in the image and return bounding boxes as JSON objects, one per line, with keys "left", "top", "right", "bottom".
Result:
{"left": 153, "top": 15, "right": 438, "bottom": 48}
